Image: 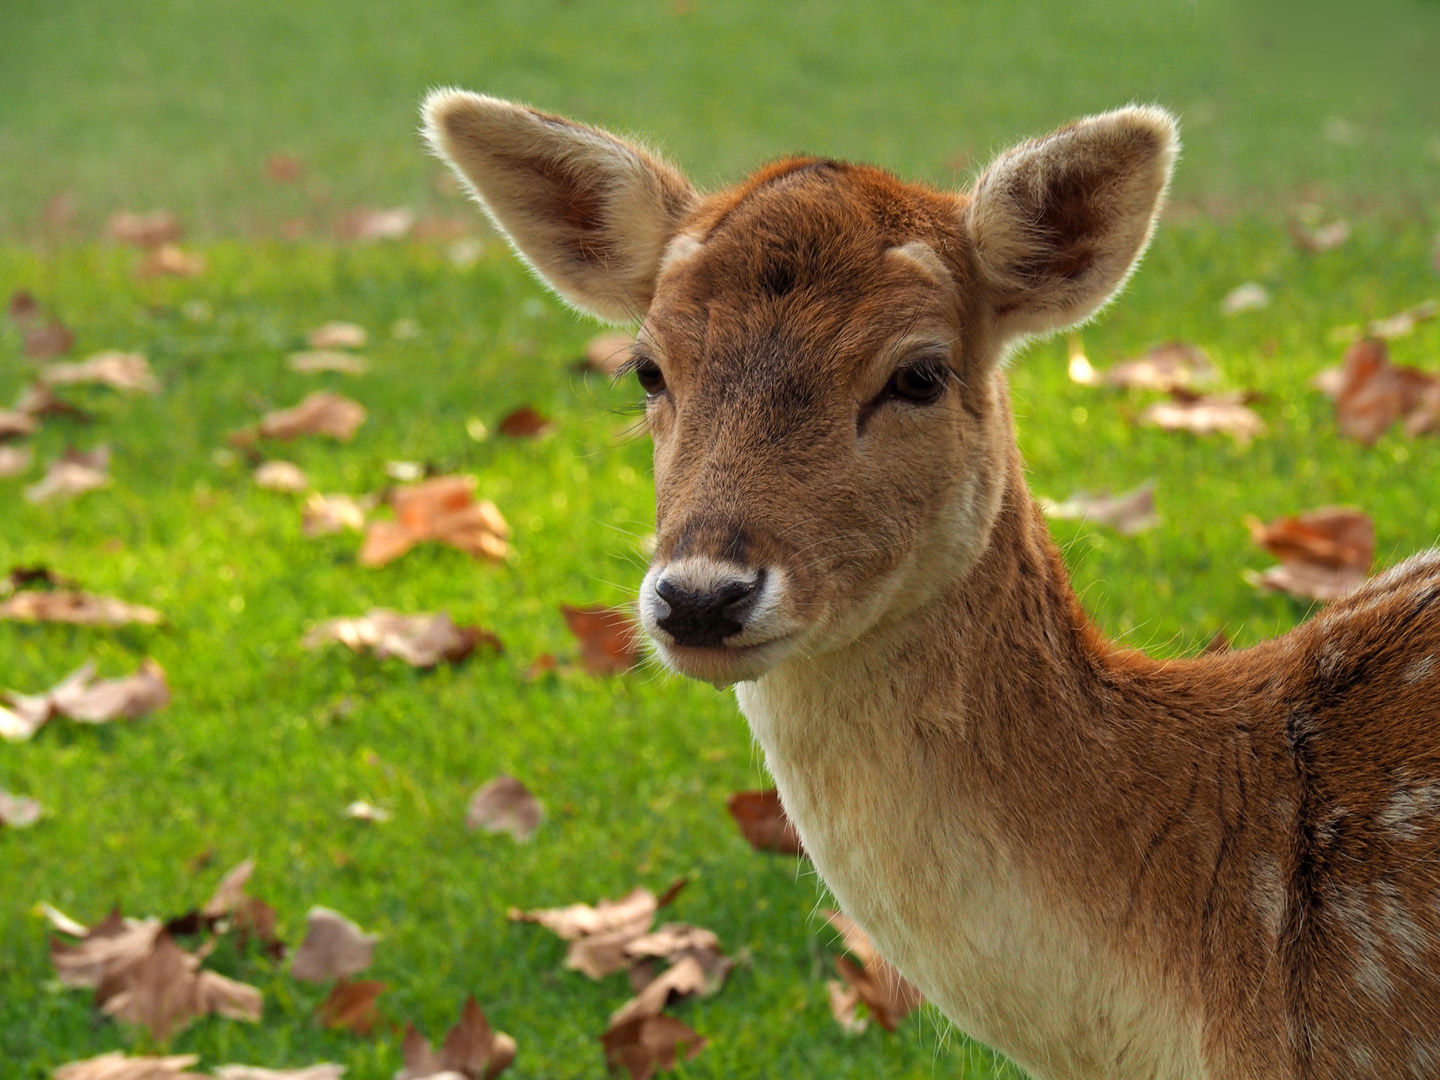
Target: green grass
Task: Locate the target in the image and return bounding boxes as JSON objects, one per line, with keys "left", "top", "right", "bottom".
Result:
{"left": 2, "top": 0, "right": 1439, "bottom": 240}
{"left": 2, "top": 218, "right": 1439, "bottom": 1078}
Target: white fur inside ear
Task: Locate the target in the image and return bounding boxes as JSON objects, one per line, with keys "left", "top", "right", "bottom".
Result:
{"left": 966, "top": 106, "right": 1180, "bottom": 342}
{"left": 421, "top": 88, "right": 698, "bottom": 323}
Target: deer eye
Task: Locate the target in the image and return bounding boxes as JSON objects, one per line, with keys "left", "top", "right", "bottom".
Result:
{"left": 634, "top": 358, "right": 667, "bottom": 397}
{"left": 886, "top": 359, "right": 950, "bottom": 405}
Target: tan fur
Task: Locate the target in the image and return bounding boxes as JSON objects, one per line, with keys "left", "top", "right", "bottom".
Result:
{"left": 425, "top": 93, "right": 1440, "bottom": 1079}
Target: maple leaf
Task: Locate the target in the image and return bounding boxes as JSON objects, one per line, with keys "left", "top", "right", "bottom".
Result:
{"left": 25, "top": 446, "right": 111, "bottom": 503}
{"left": 304, "top": 610, "right": 499, "bottom": 667}
{"left": 98, "top": 931, "right": 262, "bottom": 1039}
{"left": 317, "top": 977, "right": 386, "bottom": 1034}
{"left": 1245, "top": 506, "right": 1374, "bottom": 602}
{"left": 1040, "top": 482, "right": 1158, "bottom": 535}
{"left": 726, "top": 789, "right": 804, "bottom": 855}
{"left": 107, "top": 211, "right": 182, "bottom": 248}
{"left": 242, "top": 392, "right": 367, "bottom": 443}
{"left": 560, "top": 604, "right": 642, "bottom": 675}
{"left": 52, "top": 1052, "right": 207, "bottom": 1080}
{"left": 41, "top": 352, "right": 159, "bottom": 393}
{"left": 358, "top": 476, "right": 509, "bottom": 567}
{"left": 0, "top": 589, "right": 161, "bottom": 626}
{"left": 580, "top": 332, "right": 636, "bottom": 376}
{"left": 51, "top": 909, "right": 164, "bottom": 988}
{"left": 609, "top": 925, "right": 733, "bottom": 1029}
{"left": 496, "top": 406, "right": 553, "bottom": 438}
{"left": 213, "top": 1067, "right": 344, "bottom": 1080}
{"left": 0, "top": 788, "right": 42, "bottom": 827}
{"left": 290, "top": 907, "right": 379, "bottom": 982}
{"left": 302, "top": 493, "right": 369, "bottom": 536}
{"left": 306, "top": 322, "right": 368, "bottom": 350}
{"left": 288, "top": 350, "right": 368, "bottom": 375}
{"left": 600, "top": 1014, "right": 705, "bottom": 1080}
{"left": 1139, "top": 389, "right": 1266, "bottom": 442}
{"left": 823, "top": 910, "right": 923, "bottom": 1032}
{"left": 398, "top": 997, "right": 517, "bottom": 1080}
{"left": 1325, "top": 337, "right": 1440, "bottom": 443}
{"left": 466, "top": 776, "right": 543, "bottom": 841}
{"left": 1103, "top": 342, "right": 1215, "bottom": 392}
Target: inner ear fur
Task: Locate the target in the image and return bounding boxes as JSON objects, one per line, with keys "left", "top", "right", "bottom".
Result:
{"left": 422, "top": 89, "right": 698, "bottom": 323}
{"left": 965, "top": 106, "right": 1179, "bottom": 341}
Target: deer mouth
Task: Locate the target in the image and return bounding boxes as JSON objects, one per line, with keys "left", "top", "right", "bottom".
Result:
{"left": 655, "top": 632, "right": 802, "bottom": 687}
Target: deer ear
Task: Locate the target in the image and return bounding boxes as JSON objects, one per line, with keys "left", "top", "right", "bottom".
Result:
{"left": 422, "top": 90, "right": 698, "bottom": 323}
{"left": 965, "top": 107, "right": 1179, "bottom": 341}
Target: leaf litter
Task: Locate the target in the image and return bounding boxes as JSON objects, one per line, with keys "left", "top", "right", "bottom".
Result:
{"left": 0, "top": 589, "right": 162, "bottom": 626}
{"left": 1139, "top": 389, "right": 1266, "bottom": 443}
{"left": 466, "top": 776, "right": 543, "bottom": 841}
{"left": 1041, "top": 482, "right": 1158, "bottom": 535}
{"left": 359, "top": 475, "right": 509, "bottom": 567}
{"left": 822, "top": 910, "right": 923, "bottom": 1033}
{"left": 1314, "top": 337, "right": 1440, "bottom": 443}
{"left": 304, "top": 610, "right": 500, "bottom": 667}
{"left": 25, "top": 445, "right": 111, "bottom": 503}
{"left": 397, "top": 996, "right": 516, "bottom": 1080}
{"left": 289, "top": 907, "right": 379, "bottom": 982}
{"left": 236, "top": 392, "right": 367, "bottom": 443}
{"left": 1244, "top": 506, "right": 1374, "bottom": 602}
{"left": 1, "top": 659, "right": 170, "bottom": 741}
{"left": 560, "top": 604, "right": 642, "bottom": 675}
{"left": 0, "top": 788, "right": 43, "bottom": 827}
{"left": 725, "top": 789, "right": 804, "bottom": 856}
{"left": 41, "top": 352, "right": 159, "bottom": 393}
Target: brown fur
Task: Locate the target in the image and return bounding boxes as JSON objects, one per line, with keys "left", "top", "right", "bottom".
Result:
{"left": 423, "top": 90, "right": 1440, "bottom": 1079}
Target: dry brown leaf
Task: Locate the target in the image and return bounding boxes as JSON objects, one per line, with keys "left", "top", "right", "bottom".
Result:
{"left": 24, "top": 319, "right": 75, "bottom": 359}
{"left": 53, "top": 1052, "right": 206, "bottom": 1080}
{"left": 201, "top": 859, "right": 256, "bottom": 920}
{"left": 9, "top": 289, "right": 40, "bottom": 322}
{"left": 2, "top": 660, "right": 169, "bottom": 740}
{"left": 1139, "top": 391, "right": 1265, "bottom": 442}
{"left": 821, "top": 908, "right": 923, "bottom": 1031}
{"left": 510, "top": 885, "right": 674, "bottom": 942}
{"left": 96, "top": 930, "right": 259, "bottom": 1039}
{"left": 827, "top": 978, "right": 869, "bottom": 1034}
{"left": 726, "top": 788, "right": 804, "bottom": 856}
{"left": 41, "top": 352, "right": 159, "bottom": 393}
{"left": 1221, "top": 283, "right": 1270, "bottom": 315}
{"left": 581, "top": 333, "right": 635, "bottom": 376}
{"left": 135, "top": 245, "right": 206, "bottom": 279}
{"left": 252, "top": 392, "right": 367, "bottom": 442}
{"left": 1290, "top": 218, "right": 1351, "bottom": 253}
{"left": 306, "top": 322, "right": 368, "bottom": 350}
{"left": 359, "top": 476, "right": 509, "bottom": 567}
{"left": 264, "top": 153, "right": 305, "bottom": 183}
{"left": 1329, "top": 338, "right": 1440, "bottom": 444}
{"left": 1245, "top": 506, "right": 1373, "bottom": 602}
{"left": 304, "top": 609, "right": 499, "bottom": 667}
{"left": 0, "top": 788, "right": 42, "bottom": 827}
{"left": 522, "top": 653, "right": 559, "bottom": 680}
{"left": 290, "top": 907, "right": 379, "bottom": 982}
{"left": 1104, "top": 342, "right": 1214, "bottom": 392}
{"left": 316, "top": 977, "right": 385, "bottom": 1035}
{"left": 108, "top": 211, "right": 182, "bottom": 248}
{"left": 821, "top": 910, "right": 877, "bottom": 965}
{"left": 0, "top": 444, "right": 33, "bottom": 477}
{"left": 0, "top": 589, "right": 161, "bottom": 626}
{"left": 466, "top": 776, "right": 542, "bottom": 841}
{"left": 1203, "top": 629, "right": 1232, "bottom": 655}
{"left": 336, "top": 207, "right": 415, "bottom": 242}
{"left": 25, "top": 446, "right": 111, "bottom": 503}
{"left": 213, "top": 1066, "right": 344, "bottom": 1080}
{"left": 16, "top": 381, "right": 90, "bottom": 420}
{"left": 0, "top": 409, "right": 38, "bottom": 440}
{"left": 398, "top": 996, "right": 516, "bottom": 1080}
{"left": 496, "top": 406, "right": 553, "bottom": 438}
{"left": 255, "top": 461, "right": 308, "bottom": 493}
{"left": 1041, "top": 482, "right": 1157, "bottom": 535}
{"left": 609, "top": 955, "right": 710, "bottom": 1027}
{"left": 288, "top": 350, "right": 368, "bottom": 375}
{"left": 302, "top": 493, "right": 368, "bottom": 536}
{"left": 560, "top": 604, "right": 641, "bottom": 675}
{"left": 1366, "top": 299, "right": 1439, "bottom": 340}
{"left": 51, "top": 910, "right": 163, "bottom": 988}
{"left": 600, "top": 1014, "right": 705, "bottom": 1080}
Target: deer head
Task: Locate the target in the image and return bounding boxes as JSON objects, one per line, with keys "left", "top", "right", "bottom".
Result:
{"left": 424, "top": 92, "right": 1178, "bottom": 686}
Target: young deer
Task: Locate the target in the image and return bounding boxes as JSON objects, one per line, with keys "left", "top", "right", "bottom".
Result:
{"left": 423, "top": 91, "right": 1440, "bottom": 1079}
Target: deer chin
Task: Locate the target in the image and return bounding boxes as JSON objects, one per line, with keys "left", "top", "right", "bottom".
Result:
{"left": 649, "top": 632, "right": 803, "bottom": 688}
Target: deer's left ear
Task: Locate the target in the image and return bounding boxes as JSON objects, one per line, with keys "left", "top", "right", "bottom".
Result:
{"left": 965, "top": 106, "right": 1179, "bottom": 341}
{"left": 423, "top": 89, "right": 698, "bottom": 323}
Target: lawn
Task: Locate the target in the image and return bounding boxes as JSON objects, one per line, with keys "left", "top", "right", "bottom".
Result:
{"left": 3, "top": 2, "right": 1440, "bottom": 1079}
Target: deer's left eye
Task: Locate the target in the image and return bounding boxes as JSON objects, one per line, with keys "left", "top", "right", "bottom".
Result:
{"left": 634, "top": 358, "right": 667, "bottom": 396}
{"left": 886, "top": 360, "right": 950, "bottom": 405}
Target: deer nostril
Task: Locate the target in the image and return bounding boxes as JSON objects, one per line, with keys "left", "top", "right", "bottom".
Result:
{"left": 655, "top": 569, "right": 765, "bottom": 647}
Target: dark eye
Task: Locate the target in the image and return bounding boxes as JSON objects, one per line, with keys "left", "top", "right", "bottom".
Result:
{"left": 634, "top": 358, "right": 666, "bottom": 396}
{"left": 887, "top": 360, "right": 949, "bottom": 404}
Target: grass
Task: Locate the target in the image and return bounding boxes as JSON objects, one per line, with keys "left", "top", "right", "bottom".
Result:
{"left": 2, "top": 218, "right": 1439, "bottom": 1078}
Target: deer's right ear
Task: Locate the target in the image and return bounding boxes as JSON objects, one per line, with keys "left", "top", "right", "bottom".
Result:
{"left": 422, "top": 90, "right": 698, "bottom": 323}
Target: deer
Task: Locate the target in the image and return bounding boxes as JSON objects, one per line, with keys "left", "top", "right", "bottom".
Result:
{"left": 422, "top": 89, "right": 1440, "bottom": 1080}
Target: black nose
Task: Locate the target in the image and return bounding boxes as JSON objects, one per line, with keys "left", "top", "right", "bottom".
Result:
{"left": 655, "top": 571, "right": 765, "bottom": 648}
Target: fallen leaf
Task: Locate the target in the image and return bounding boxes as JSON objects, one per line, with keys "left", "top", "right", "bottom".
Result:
{"left": 726, "top": 789, "right": 804, "bottom": 855}
{"left": 0, "top": 410, "right": 38, "bottom": 439}
{"left": 523, "top": 653, "right": 559, "bottom": 680}
{"left": 0, "top": 589, "right": 161, "bottom": 626}
{"left": 1104, "top": 342, "right": 1215, "bottom": 392}
{"left": 303, "top": 493, "right": 368, "bottom": 536}
{"left": 823, "top": 910, "right": 923, "bottom": 1032}
{"left": 827, "top": 978, "right": 868, "bottom": 1034}
{"left": 1139, "top": 390, "right": 1266, "bottom": 442}
{"left": 359, "top": 476, "right": 509, "bottom": 567}
{"left": 1290, "top": 218, "right": 1351, "bottom": 252}
{"left": 0, "top": 444, "right": 33, "bottom": 477}
{"left": 264, "top": 153, "right": 305, "bottom": 183}
{"left": 609, "top": 955, "right": 711, "bottom": 1027}
{"left": 0, "top": 789, "right": 42, "bottom": 827}
{"left": 25, "top": 445, "right": 111, "bottom": 502}
{"left": 107, "top": 211, "right": 182, "bottom": 248}
{"left": 496, "top": 406, "right": 552, "bottom": 438}
{"left": 250, "top": 392, "right": 367, "bottom": 442}
{"left": 288, "top": 350, "right": 368, "bottom": 375}
{"left": 466, "top": 776, "right": 543, "bottom": 841}
{"left": 24, "top": 319, "right": 75, "bottom": 359}
{"left": 581, "top": 333, "right": 635, "bottom": 376}
{"left": 1040, "top": 482, "right": 1157, "bottom": 535}
{"left": 510, "top": 883, "right": 681, "bottom": 942}
{"left": 303, "top": 610, "right": 499, "bottom": 667}
{"left": 317, "top": 977, "right": 385, "bottom": 1035}
{"left": 214, "top": 1066, "right": 344, "bottom": 1080}
{"left": 1328, "top": 338, "right": 1440, "bottom": 443}
{"left": 4, "top": 564, "right": 77, "bottom": 592}
{"left": 820, "top": 910, "right": 876, "bottom": 964}
{"left": 336, "top": 207, "right": 415, "bottom": 242}
{"left": 344, "top": 801, "right": 392, "bottom": 823}
{"left": 98, "top": 931, "right": 259, "bottom": 1039}
{"left": 135, "top": 245, "right": 206, "bottom": 278}
{"left": 53, "top": 1052, "right": 206, "bottom": 1080}
{"left": 16, "top": 381, "right": 90, "bottom": 420}
{"left": 1203, "top": 629, "right": 1231, "bottom": 654}
{"left": 8, "top": 289, "right": 40, "bottom": 322}
{"left": 41, "top": 352, "right": 159, "bottom": 393}
{"left": 398, "top": 997, "right": 516, "bottom": 1080}
{"left": 600, "top": 1014, "right": 705, "bottom": 1080}
{"left": 254, "top": 461, "right": 308, "bottom": 493}
{"left": 201, "top": 860, "right": 256, "bottom": 920}
{"left": 1221, "top": 282, "right": 1270, "bottom": 315}
{"left": 560, "top": 604, "right": 642, "bottom": 675}
{"left": 290, "top": 907, "right": 379, "bottom": 982}
{"left": 1245, "top": 506, "right": 1373, "bottom": 602}
{"left": 2, "top": 660, "right": 169, "bottom": 740}
{"left": 1365, "top": 299, "right": 1438, "bottom": 340}
{"left": 306, "top": 322, "right": 368, "bottom": 350}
